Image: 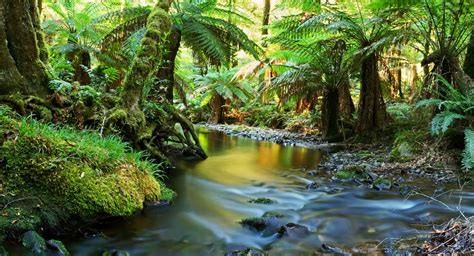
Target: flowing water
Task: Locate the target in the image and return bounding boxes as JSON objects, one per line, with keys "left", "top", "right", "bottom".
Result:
{"left": 34, "top": 129, "right": 474, "bottom": 254}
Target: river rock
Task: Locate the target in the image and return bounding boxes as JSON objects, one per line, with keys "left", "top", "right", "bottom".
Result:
{"left": 102, "top": 250, "right": 130, "bottom": 256}
{"left": 0, "top": 246, "right": 7, "bottom": 256}
{"left": 306, "top": 182, "right": 320, "bottom": 190}
{"left": 21, "top": 231, "right": 46, "bottom": 254}
{"left": 225, "top": 248, "right": 267, "bottom": 256}
{"left": 321, "top": 243, "right": 352, "bottom": 256}
{"left": 46, "top": 239, "right": 70, "bottom": 256}
{"left": 277, "top": 223, "right": 309, "bottom": 238}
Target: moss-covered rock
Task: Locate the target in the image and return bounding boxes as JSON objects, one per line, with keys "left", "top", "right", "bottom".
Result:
{"left": 334, "top": 165, "right": 368, "bottom": 180}
{"left": 391, "top": 130, "right": 427, "bottom": 161}
{"left": 248, "top": 198, "right": 274, "bottom": 204}
{"left": 0, "top": 107, "right": 168, "bottom": 241}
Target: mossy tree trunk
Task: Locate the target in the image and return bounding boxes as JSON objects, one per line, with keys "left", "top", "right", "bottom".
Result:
{"left": 356, "top": 52, "right": 388, "bottom": 133}
{"left": 321, "top": 86, "right": 339, "bottom": 140}
{"left": 120, "top": 1, "right": 172, "bottom": 128}
{"left": 0, "top": 0, "right": 50, "bottom": 97}
{"left": 111, "top": 1, "right": 207, "bottom": 160}
{"left": 155, "top": 25, "right": 181, "bottom": 102}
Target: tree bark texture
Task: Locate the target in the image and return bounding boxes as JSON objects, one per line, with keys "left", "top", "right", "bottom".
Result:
{"left": 262, "top": 0, "right": 270, "bottom": 35}
{"left": 0, "top": 0, "right": 50, "bottom": 97}
{"left": 155, "top": 24, "right": 181, "bottom": 102}
{"left": 121, "top": 2, "right": 171, "bottom": 113}
{"left": 357, "top": 53, "right": 388, "bottom": 133}
{"left": 321, "top": 86, "right": 339, "bottom": 139}
{"left": 338, "top": 75, "right": 354, "bottom": 119}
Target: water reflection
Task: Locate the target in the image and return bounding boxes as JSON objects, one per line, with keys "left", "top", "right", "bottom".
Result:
{"left": 64, "top": 129, "right": 473, "bottom": 255}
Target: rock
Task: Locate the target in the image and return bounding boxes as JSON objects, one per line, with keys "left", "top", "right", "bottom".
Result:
{"left": 399, "top": 185, "right": 418, "bottom": 197}
{"left": 320, "top": 243, "right": 352, "bottom": 256}
{"left": 225, "top": 248, "right": 267, "bottom": 256}
{"left": 46, "top": 239, "right": 70, "bottom": 256}
{"left": 327, "top": 187, "right": 344, "bottom": 194}
{"left": 0, "top": 246, "right": 7, "bottom": 256}
{"left": 21, "top": 231, "right": 46, "bottom": 254}
{"left": 398, "top": 142, "right": 414, "bottom": 158}
{"left": 373, "top": 178, "right": 392, "bottom": 190}
{"left": 102, "top": 250, "right": 130, "bottom": 256}
{"left": 367, "top": 172, "right": 378, "bottom": 181}
{"left": 306, "top": 182, "right": 319, "bottom": 190}
{"left": 248, "top": 198, "right": 274, "bottom": 204}
{"left": 239, "top": 218, "right": 269, "bottom": 232}
{"left": 277, "top": 223, "right": 309, "bottom": 238}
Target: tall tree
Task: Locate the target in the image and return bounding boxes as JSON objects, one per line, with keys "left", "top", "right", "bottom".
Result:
{"left": 0, "top": 0, "right": 50, "bottom": 97}
{"left": 262, "top": 0, "right": 271, "bottom": 35}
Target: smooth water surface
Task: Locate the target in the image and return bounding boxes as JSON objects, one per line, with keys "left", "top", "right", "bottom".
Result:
{"left": 67, "top": 129, "right": 474, "bottom": 255}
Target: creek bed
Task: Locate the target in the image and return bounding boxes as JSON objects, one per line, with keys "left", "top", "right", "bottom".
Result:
{"left": 29, "top": 129, "right": 474, "bottom": 255}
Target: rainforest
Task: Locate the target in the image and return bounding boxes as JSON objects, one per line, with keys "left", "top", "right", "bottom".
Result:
{"left": 0, "top": 0, "right": 473, "bottom": 255}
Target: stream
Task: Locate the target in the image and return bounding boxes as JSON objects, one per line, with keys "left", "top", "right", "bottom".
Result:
{"left": 63, "top": 129, "right": 473, "bottom": 255}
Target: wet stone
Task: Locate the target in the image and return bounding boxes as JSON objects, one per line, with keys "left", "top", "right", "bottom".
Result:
{"left": 320, "top": 243, "right": 352, "bottom": 256}
{"left": 225, "top": 248, "right": 267, "bottom": 256}
{"left": 306, "top": 182, "right": 320, "bottom": 190}
{"left": 277, "top": 223, "right": 310, "bottom": 238}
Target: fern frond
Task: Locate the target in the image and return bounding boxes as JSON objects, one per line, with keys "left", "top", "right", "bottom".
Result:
{"left": 430, "top": 111, "right": 465, "bottom": 135}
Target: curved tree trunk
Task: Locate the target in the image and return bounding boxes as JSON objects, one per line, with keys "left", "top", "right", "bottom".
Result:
{"left": 0, "top": 0, "right": 50, "bottom": 97}
{"left": 155, "top": 24, "right": 181, "bottom": 102}
{"left": 321, "top": 87, "right": 339, "bottom": 140}
{"left": 121, "top": 2, "right": 172, "bottom": 116}
{"left": 357, "top": 53, "right": 388, "bottom": 133}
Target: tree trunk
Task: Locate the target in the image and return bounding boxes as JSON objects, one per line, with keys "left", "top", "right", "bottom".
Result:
{"left": 321, "top": 86, "right": 339, "bottom": 139}
{"left": 356, "top": 53, "right": 388, "bottom": 133}
{"left": 338, "top": 75, "right": 354, "bottom": 119}
{"left": 155, "top": 24, "right": 181, "bottom": 102}
{"left": 210, "top": 94, "right": 225, "bottom": 124}
{"left": 409, "top": 64, "right": 418, "bottom": 100}
{"left": 121, "top": 3, "right": 172, "bottom": 114}
{"left": 389, "top": 48, "right": 403, "bottom": 99}
{"left": 463, "top": 31, "right": 474, "bottom": 79}
{"left": 73, "top": 51, "right": 91, "bottom": 85}
{"left": 0, "top": 0, "right": 50, "bottom": 97}
{"left": 262, "top": 0, "right": 270, "bottom": 35}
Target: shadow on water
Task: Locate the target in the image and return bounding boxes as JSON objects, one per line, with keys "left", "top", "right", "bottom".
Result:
{"left": 64, "top": 129, "right": 473, "bottom": 255}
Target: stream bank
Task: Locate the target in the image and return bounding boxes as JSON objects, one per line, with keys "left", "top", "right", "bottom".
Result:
{"left": 202, "top": 123, "right": 462, "bottom": 183}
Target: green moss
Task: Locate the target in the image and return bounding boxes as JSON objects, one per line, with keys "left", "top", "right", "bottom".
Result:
{"left": 160, "top": 187, "right": 177, "bottom": 203}
{"left": 0, "top": 109, "right": 172, "bottom": 240}
{"left": 391, "top": 129, "right": 428, "bottom": 161}
{"left": 248, "top": 198, "right": 274, "bottom": 204}
{"left": 335, "top": 165, "right": 368, "bottom": 180}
